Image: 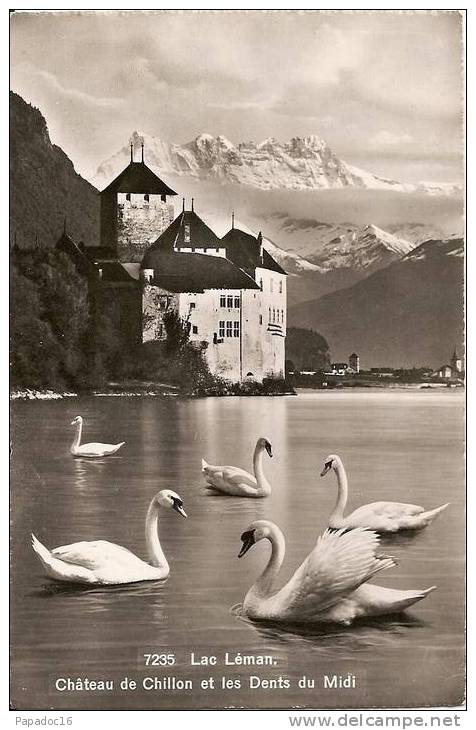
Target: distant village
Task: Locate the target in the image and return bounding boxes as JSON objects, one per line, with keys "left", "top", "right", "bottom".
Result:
{"left": 290, "top": 347, "right": 464, "bottom": 388}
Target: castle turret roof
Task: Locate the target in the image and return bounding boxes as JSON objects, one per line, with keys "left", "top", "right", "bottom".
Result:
{"left": 100, "top": 161, "right": 177, "bottom": 196}
{"left": 221, "top": 227, "right": 286, "bottom": 275}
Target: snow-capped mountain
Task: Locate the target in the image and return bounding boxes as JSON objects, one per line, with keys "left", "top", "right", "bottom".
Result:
{"left": 93, "top": 130, "right": 460, "bottom": 196}
{"left": 311, "top": 224, "right": 414, "bottom": 272}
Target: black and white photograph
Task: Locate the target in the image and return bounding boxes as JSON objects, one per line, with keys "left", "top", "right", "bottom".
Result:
{"left": 9, "top": 8, "right": 465, "bottom": 713}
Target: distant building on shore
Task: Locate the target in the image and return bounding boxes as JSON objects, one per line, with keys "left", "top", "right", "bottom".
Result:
{"left": 434, "top": 347, "right": 464, "bottom": 380}
{"left": 349, "top": 352, "right": 360, "bottom": 373}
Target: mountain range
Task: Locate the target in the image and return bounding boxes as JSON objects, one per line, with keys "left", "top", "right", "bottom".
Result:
{"left": 288, "top": 238, "right": 464, "bottom": 368}
{"left": 93, "top": 130, "right": 461, "bottom": 196}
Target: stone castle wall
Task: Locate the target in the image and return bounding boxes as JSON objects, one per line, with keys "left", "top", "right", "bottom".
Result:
{"left": 117, "top": 194, "right": 174, "bottom": 263}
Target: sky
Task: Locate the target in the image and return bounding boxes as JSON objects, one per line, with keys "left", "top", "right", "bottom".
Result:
{"left": 10, "top": 10, "right": 464, "bottom": 183}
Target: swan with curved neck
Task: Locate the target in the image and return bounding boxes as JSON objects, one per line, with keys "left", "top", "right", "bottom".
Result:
{"left": 201, "top": 438, "right": 273, "bottom": 497}
{"left": 321, "top": 454, "right": 449, "bottom": 533}
{"left": 70, "top": 415, "right": 125, "bottom": 458}
{"left": 31, "top": 490, "right": 187, "bottom": 585}
{"left": 238, "top": 519, "right": 435, "bottom": 624}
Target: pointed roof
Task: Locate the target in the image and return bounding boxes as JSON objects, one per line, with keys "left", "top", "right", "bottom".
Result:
{"left": 100, "top": 161, "right": 177, "bottom": 196}
{"left": 141, "top": 208, "right": 259, "bottom": 292}
{"left": 55, "top": 231, "right": 98, "bottom": 278}
{"left": 221, "top": 227, "right": 286, "bottom": 275}
{"left": 145, "top": 208, "right": 222, "bottom": 252}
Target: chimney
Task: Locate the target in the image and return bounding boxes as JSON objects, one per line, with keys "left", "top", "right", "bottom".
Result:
{"left": 141, "top": 141, "right": 144, "bottom": 163}
{"left": 130, "top": 142, "right": 134, "bottom": 163}
{"left": 182, "top": 198, "right": 185, "bottom": 212}
{"left": 258, "top": 231, "right": 263, "bottom": 261}
{"left": 191, "top": 198, "right": 194, "bottom": 212}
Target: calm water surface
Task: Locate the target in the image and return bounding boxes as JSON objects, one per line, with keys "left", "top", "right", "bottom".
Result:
{"left": 11, "top": 390, "right": 465, "bottom": 709}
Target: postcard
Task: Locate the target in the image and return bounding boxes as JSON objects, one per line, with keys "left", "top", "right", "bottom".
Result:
{"left": 9, "top": 8, "right": 465, "bottom": 714}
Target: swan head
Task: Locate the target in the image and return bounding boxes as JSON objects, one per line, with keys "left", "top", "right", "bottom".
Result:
{"left": 257, "top": 437, "right": 273, "bottom": 458}
{"left": 156, "top": 489, "right": 187, "bottom": 518}
{"left": 320, "top": 454, "right": 342, "bottom": 477}
{"left": 71, "top": 416, "right": 83, "bottom": 426}
{"left": 238, "top": 520, "right": 273, "bottom": 558}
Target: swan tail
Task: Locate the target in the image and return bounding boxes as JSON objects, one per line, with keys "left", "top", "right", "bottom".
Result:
{"left": 391, "top": 585, "right": 437, "bottom": 611}
{"left": 420, "top": 503, "right": 449, "bottom": 524}
{"left": 31, "top": 533, "right": 51, "bottom": 564}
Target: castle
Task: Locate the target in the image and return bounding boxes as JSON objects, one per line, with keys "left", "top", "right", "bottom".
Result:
{"left": 57, "top": 145, "right": 287, "bottom": 383}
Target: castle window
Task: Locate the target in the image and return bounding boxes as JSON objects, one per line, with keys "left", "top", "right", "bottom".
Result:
{"left": 270, "top": 278, "right": 274, "bottom": 293}
{"left": 234, "top": 296, "right": 240, "bottom": 308}
{"left": 190, "top": 302, "right": 196, "bottom": 309}
{"left": 279, "top": 280, "right": 283, "bottom": 293}
{"left": 233, "top": 321, "right": 240, "bottom": 337}
{"left": 268, "top": 307, "right": 271, "bottom": 321}
{"left": 220, "top": 295, "right": 226, "bottom": 307}
{"left": 272, "top": 308, "right": 276, "bottom": 323}
{"left": 144, "top": 194, "right": 149, "bottom": 202}
{"left": 226, "top": 321, "right": 233, "bottom": 337}
{"left": 192, "top": 325, "right": 198, "bottom": 334}
{"left": 126, "top": 193, "right": 131, "bottom": 202}
{"left": 281, "top": 309, "right": 284, "bottom": 322}
{"left": 184, "top": 224, "right": 191, "bottom": 243}
{"left": 259, "top": 315, "right": 263, "bottom": 325}
{"left": 219, "top": 321, "right": 225, "bottom": 338}
{"left": 227, "top": 295, "right": 233, "bottom": 308}
{"left": 259, "top": 278, "right": 263, "bottom": 290}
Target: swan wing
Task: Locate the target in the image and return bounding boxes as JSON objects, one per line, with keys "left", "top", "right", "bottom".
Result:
{"left": 274, "top": 528, "right": 395, "bottom": 620}
{"left": 221, "top": 466, "right": 257, "bottom": 488}
{"left": 52, "top": 540, "right": 143, "bottom": 571}
{"left": 350, "top": 501, "right": 424, "bottom": 521}
{"left": 75, "top": 442, "right": 124, "bottom": 457}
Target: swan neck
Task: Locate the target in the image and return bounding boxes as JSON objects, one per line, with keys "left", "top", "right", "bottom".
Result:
{"left": 145, "top": 501, "right": 168, "bottom": 571}
{"left": 332, "top": 461, "right": 348, "bottom": 520}
{"left": 254, "top": 528, "right": 285, "bottom": 596}
{"left": 253, "top": 444, "right": 271, "bottom": 495}
{"left": 72, "top": 420, "right": 82, "bottom": 450}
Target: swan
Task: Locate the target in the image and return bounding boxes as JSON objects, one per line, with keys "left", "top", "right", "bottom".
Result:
{"left": 70, "top": 415, "right": 125, "bottom": 458}
{"left": 201, "top": 437, "right": 272, "bottom": 497}
{"left": 31, "top": 489, "right": 187, "bottom": 585}
{"left": 238, "top": 520, "right": 436, "bottom": 625}
{"left": 320, "top": 454, "right": 449, "bottom": 533}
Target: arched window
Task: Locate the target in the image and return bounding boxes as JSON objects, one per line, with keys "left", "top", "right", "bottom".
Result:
{"left": 144, "top": 194, "right": 149, "bottom": 202}
{"left": 126, "top": 193, "right": 131, "bottom": 202}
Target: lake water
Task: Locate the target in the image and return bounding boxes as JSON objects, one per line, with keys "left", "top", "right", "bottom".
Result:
{"left": 10, "top": 390, "right": 465, "bottom": 710}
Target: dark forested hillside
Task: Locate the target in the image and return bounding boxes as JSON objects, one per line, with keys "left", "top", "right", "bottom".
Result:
{"left": 285, "top": 327, "right": 330, "bottom": 372}
{"left": 9, "top": 91, "right": 100, "bottom": 249}
{"left": 288, "top": 238, "right": 464, "bottom": 368}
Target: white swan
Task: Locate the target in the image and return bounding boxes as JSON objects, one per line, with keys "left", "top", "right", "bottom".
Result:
{"left": 31, "top": 489, "right": 187, "bottom": 585}
{"left": 238, "top": 520, "right": 436, "bottom": 625}
{"left": 201, "top": 437, "right": 272, "bottom": 497}
{"left": 70, "top": 415, "right": 125, "bottom": 458}
{"left": 321, "top": 454, "right": 449, "bottom": 533}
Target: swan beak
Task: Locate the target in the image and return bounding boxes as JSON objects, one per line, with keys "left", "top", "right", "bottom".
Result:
{"left": 265, "top": 442, "right": 273, "bottom": 458}
{"left": 173, "top": 504, "right": 187, "bottom": 518}
{"left": 320, "top": 462, "right": 332, "bottom": 477}
{"left": 238, "top": 529, "right": 255, "bottom": 558}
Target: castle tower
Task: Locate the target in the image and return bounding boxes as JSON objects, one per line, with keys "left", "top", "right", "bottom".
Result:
{"left": 99, "top": 141, "right": 177, "bottom": 263}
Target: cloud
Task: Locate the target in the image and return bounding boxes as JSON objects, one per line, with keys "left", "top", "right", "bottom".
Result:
{"left": 370, "top": 130, "right": 414, "bottom": 149}
{"left": 33, "top": 68, "right": 123, "bottom": 109}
